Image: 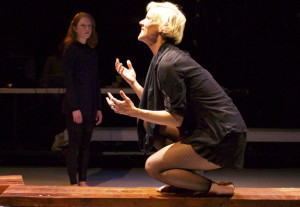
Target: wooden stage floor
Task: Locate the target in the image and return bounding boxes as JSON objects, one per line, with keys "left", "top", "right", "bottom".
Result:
{"left": 0, "top": 167, "right": 300, "bottom": 206}
{"left": 0, "top": 139, "right": 300, "bottom": 206}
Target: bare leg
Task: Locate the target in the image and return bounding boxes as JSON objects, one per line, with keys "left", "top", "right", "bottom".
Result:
{"left": 145, "top": 142, "right": 234, "bottom": 195}
{"left": 144, "top": 122, "right": 234, "bottom": 195}
{"left": 144, "top": 121, "right": 182, "bottom": 150}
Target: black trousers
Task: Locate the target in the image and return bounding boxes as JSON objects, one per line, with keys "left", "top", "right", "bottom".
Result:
{"left": 65, "top": 114, "right": 95, "bottom": 185}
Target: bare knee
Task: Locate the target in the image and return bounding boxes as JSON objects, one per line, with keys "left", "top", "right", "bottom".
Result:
{"left": 145, "top": 156, "right": 162, "bottom": 179}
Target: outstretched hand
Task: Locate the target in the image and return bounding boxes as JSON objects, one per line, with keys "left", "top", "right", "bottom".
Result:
{"left": 106, "top": 90, "right": 137, "bottom": 117}
{"left": 115, "top": 58, "right": 136, "bottom": 86}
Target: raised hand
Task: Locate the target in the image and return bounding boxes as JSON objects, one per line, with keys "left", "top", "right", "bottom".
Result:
{"left": 106, "top": 91, "right": 136, "bottom": 117}
{"left": 115, "top": 58, "right": 136, "bottom": 86}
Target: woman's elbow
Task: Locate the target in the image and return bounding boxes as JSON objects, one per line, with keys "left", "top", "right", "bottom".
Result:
{"left": 173, "top": 115, "right": 183, "bottom": 127}
{"left": 174, "top": 121, "right": 182, "bottom": 127}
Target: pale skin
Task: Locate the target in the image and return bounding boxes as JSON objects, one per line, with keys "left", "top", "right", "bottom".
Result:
{"left": 106, "top": 8, "right": 234, "bottom": 195}
{"left": 72, "top": 16, "right": 102, "bottom": 186}
{"left": 107, "top": 10, "right": 182, "bottom": 128}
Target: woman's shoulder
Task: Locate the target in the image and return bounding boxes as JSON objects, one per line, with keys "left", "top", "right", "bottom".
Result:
{"left": 162, "top": 45, "right": 190, "bottom": 63}
{"left": 64, "top": 42, "right": 77, "bottom": 53}
{"left": 159, "top": 46, "right": 193, "bottom": 71}
{"left": 64, "top": 41, "right": 85, "bottom": 58}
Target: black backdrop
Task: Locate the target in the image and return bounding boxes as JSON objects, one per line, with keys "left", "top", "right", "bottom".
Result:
{"left": 0, "top": 0, "right": 299, "bottom": 128}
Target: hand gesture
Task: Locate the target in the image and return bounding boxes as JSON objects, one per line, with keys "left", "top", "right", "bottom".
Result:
{"left": 106, "top": 91, "right": 136, "bottom": 117}
{"left": 115, "top": 58, "right": 136, "bottom": 86}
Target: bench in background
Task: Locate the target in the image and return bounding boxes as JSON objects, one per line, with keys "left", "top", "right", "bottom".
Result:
{"left": 79, "top": 127, "right": 300, "bottom": 142}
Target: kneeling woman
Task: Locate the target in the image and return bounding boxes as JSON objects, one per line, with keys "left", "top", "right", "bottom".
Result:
{"left": 107, "top": 1, "right": 247, "bottom": 196}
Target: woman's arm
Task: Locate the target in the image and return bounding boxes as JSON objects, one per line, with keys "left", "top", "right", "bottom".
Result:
{"left": 115, "top": 59, "right": 143, "bottom": 99}
{"left": 130, "top": 80, "right": 143, "bottom": 99}
{"left": 63, "top": 45, "right": 82, "bottom": 123}
{"left": 63, "top": 45, "right": 80, "bottom": 111}
{"left": 132, "top": 108, "right": 183, "bottom": 127}
{"left": 106, "top": 91, "right": 183, "bottom": 127}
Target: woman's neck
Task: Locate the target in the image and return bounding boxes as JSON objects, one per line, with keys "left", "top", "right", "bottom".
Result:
{"left": 148, "top": 37, "right": 165, "bottom": 56}
{"left": 77, "top": 37, "right": 87, "bottom": 45}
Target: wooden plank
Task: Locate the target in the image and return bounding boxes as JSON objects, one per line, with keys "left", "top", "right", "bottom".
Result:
{"left": 0, "top": 175, "right": 24, "bottom": 185}
{"left": 0, "top": 185, "right": 299, "bottom": 207}
{"left": 0, "top": 186, "right": 8, "bottom": 195}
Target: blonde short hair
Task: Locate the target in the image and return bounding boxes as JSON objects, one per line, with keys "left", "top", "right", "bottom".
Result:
{"left": 146, "top": 1, "right": 186, "bottom": 45}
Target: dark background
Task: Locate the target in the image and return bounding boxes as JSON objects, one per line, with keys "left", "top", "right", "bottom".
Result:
{"left": 1, "top": 0, "right": 299, "bottom": 128}
{"left": 0, "top": 0, "right": 299, "bottom": 166}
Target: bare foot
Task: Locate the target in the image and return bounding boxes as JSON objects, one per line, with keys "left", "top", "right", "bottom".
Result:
{"left": 157, "top": 182, "right": 234, "bottom": 196}
{"left": 157, "top": 185, "right": 180, "bottom": 193}
{"left": 78, "top": 181, "right": 89, "bottom": 186}
{"left": 208, "top": 181, "right": 235, "bottom": 196}
{"left": 156, "top": 185, "right": 195, "bottom": 194}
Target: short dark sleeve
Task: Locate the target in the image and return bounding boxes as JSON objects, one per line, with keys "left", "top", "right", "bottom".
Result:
{"left": 157, "top": 60, "right": 186, "bottom": 117}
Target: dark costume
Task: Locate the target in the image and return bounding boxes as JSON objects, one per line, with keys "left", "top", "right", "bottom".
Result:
{"left": 137, "top": 42, "right": 247, "bottom": 169}
{"left": 62, "top": 41, "right": 102, "bottom": 184}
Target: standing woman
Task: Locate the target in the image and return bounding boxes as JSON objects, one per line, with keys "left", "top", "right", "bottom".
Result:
{"left": 107, "top": 1, "right": 247, "bottom": 195}
{"left": 62, "top": 12, "right": 102, "bottom": 186}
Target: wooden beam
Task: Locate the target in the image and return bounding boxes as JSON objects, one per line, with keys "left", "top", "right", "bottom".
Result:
{"left": 0, "top": 175, "right": 24, "bottom": 185}
{"left": 0, "top": 185, "right": 299, "bottom": 207}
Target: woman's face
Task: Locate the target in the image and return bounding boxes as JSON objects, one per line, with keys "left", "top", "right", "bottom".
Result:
{"left": 73, "top": 16, "right": 92, "bottom": 43}
{"left": 138, "top": 9, "right": 161, "bottom": 45}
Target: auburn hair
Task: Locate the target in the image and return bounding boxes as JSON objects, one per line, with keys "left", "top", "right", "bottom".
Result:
{"left": 63, "top": 12, "right": 98, "bottom": 50}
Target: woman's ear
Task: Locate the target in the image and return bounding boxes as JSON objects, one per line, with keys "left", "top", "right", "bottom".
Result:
{"left": 72, "top": 26, "right": 77, "bottom": 32}
{"left": 159, "top": 24, "right": 166, "bottom": 34}
{"left": 160, "top": 22, "right": 168, "bottom": 34}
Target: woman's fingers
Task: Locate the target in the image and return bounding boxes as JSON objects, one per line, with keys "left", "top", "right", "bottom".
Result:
{"left": 116, "top": 64, "right": 123, "bottom": 73}
{"left": 115, "top": 58, "right": 119, "bottom": 70}
{"left": 107, "top": 92, "right": 117, "bottom": 102}
{"left": 106, "top": 91, "right": 135, "bottom": 116}
{"left": 105, "top": 97, "right": 113, "bottom": 106}
{"left": 107, "top": 93, "right": 118, "bottom": 105}
{"left": 106, "top": 92, "right": 124, "bottom": 111}
{"left": 106, "top": 96, "right": 117, "bottom": 111}
{"left": 119, "top": 90, "right": 129, "bottom": 101}
{"left": 127, "top": 60, "right": 133, "bottom": 70}
{"left": 73, "top": 111, "right": 82, "bottom": 124}
{"left": 115, "top": 58, "right": 123, "bottom": 73}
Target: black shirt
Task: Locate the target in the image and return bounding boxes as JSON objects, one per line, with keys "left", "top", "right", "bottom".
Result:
{"left": 62, "top": 41, "right": 102, "bottom": 119}
{"left": 138, "top": 42, "right": 247, "bottom": 168}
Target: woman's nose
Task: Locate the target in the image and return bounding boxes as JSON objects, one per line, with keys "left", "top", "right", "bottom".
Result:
{"left": 139, "top": 19, "right": 145, "bottom": 26}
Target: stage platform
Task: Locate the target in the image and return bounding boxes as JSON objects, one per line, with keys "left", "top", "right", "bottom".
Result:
{"left": 86, "top": 127, "right": 300, "bottom": 142}
{"left": 0, "top": 175, "right": 299, "bottom": 207}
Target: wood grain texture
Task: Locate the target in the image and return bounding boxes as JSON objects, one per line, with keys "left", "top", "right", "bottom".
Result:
{"left": 0, "top": 175, "right": 24, "bottom": 185}
{"left": 0, "top": 175, "right": 299, "bottom": 207}
{"left": 0, "top": 185, "right": 299, "bottom": 207}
